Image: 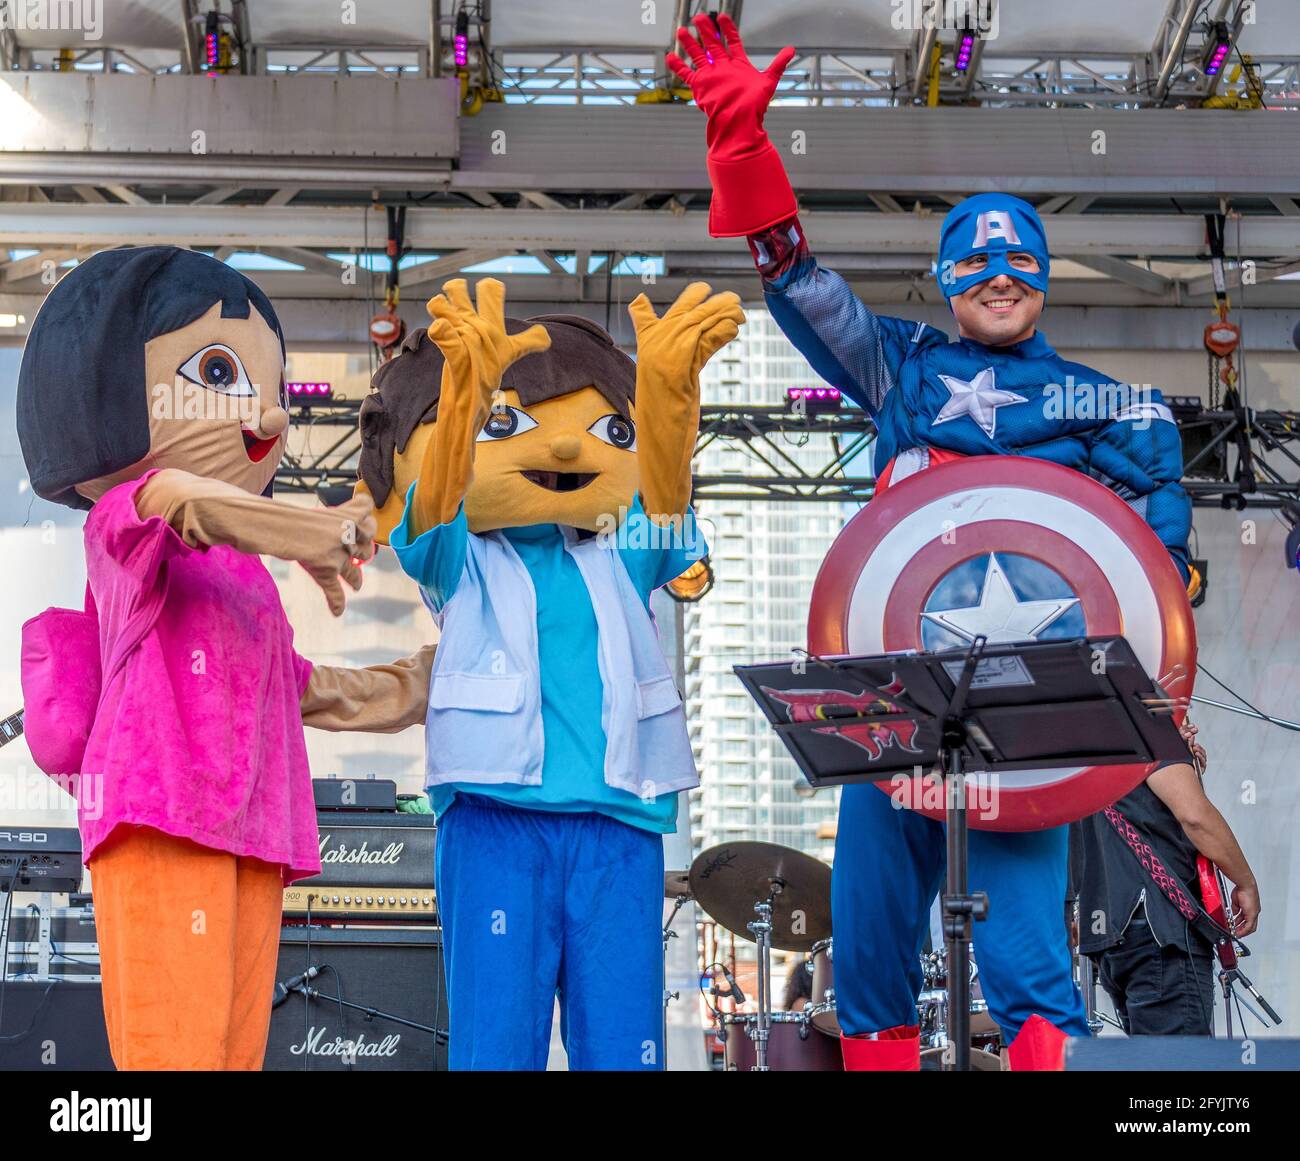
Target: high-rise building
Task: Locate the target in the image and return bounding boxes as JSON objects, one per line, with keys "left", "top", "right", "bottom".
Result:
{"left": 685, "top": 310, "right": 863, "bottom": 863}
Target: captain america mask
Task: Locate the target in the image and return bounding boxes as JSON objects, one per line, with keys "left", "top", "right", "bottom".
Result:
{"left": 938, "top": 193, "right": 1051, "bottom": 301}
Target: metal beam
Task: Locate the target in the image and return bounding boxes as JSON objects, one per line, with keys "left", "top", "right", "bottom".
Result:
{"left": 1182, "top": 258, "right": 1300, "bottom": 298}
{"left": 0, "top": 247, "right": 81, "bottom": 283}
{"left": 0, "top": 73, "right": 460, "bottom": 186}
{"left": 4, "top": 205, "right": 1299, "bottom": 259}
{"left": 0, "top": 93, "right": 1294, "bottom": 196}
{"left": 259, "top": 247, "right": 349, "bottom": 278}
{"left": 191, "top": 186, "right": 244, "bottom": 205}
{"left": 453, "top": 106, "right": 1300, "bottom": 197}
{"left": 398, "top": 250, "right": 514, "bottom": 289}
{"left": 1068, "top": 255, "right": 1173, "bottom": 296}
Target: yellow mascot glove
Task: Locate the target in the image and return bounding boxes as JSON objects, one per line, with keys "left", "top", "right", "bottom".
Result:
{"left": 411, "top": 277, "right": 550, "bottom": 534}
{"left": 628, "top": 282, "right": 744, "bottom": 524}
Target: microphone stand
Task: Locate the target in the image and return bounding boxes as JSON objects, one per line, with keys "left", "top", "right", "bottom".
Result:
{"left": 661, "top": 891, "right": 691, "bottom": 1072}
{"left": 289, "top": 981, "right": 448, "bottom": 1043}
{"left": 938, "top": 634, "right": 990, "bottom": 1073}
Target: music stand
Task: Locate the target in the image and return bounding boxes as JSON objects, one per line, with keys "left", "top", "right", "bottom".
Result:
{"left": 736, "top": 634, "right": 1189, "bottom": 1071}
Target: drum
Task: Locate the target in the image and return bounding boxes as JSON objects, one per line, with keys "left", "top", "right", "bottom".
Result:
{"left": 808, "top": 938, "right": 840, "bottom": 1036}
{"left": 918, "top": 951, "right": 999, "bottom": 1039}
{"left": 921, "top": 1047, "right": 1003, "bottom": 1071}
{"left": 721, "top": 1011, "right": 844, "bottom": 1071}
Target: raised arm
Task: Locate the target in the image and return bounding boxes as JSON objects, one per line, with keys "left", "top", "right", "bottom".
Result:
{"left": 669, "top": 14, "right": 939, "bottom": 417}
{"left": 409, "top": 278, "right": 550, "bottom": 537}
{"left": 628, "top": 282, "right": 743, "bottom": 523}
{"left": 749, "top": 214, "right": 938, "bottom": 417}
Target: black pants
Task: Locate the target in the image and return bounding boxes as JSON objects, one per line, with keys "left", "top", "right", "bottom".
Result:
{"left": 1091, "top": 916, "right": 1215, "bottom": 1036}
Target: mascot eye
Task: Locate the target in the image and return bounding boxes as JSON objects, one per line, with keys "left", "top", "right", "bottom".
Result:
{"left": 477, "top": 405, "right": 538, "bottom": 441}
{"left": 588, "top": 414, "right": 636, "bottom": 451}
{"left": 177, "top": 344, "right": 255, "bottom": 397}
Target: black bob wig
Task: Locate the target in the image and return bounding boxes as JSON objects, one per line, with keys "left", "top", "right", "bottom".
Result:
{"left": 17, "top": 246, "right": 285, "bottom": 510}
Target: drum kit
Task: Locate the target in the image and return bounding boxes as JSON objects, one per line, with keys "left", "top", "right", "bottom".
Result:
{"left": 667, "top": 840, "right": 1004, "bottom": 1071}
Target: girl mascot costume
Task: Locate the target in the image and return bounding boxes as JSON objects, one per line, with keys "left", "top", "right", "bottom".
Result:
{"left": 17, "top": 246, "right": 432, "bottom": 1070}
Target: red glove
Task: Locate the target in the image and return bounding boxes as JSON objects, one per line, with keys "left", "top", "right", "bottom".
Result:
{"left": 667, "top": 13, "right": 797, "bottom": 238}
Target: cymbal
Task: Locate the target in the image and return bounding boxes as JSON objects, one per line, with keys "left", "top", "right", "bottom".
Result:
{"left": 688, "top": 841, "right": 831, "bottom": 952}
{"left": 664, "top": 869, "right": 693, "bottom": 900}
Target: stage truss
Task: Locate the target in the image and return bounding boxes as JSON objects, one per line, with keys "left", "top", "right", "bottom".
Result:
{"left": 278, "top": 398, "right": 1300, "bottom": 509}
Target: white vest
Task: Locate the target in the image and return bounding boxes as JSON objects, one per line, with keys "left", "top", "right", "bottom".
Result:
{"left": 421, "top": 525, "right": 699, "bottom": 800}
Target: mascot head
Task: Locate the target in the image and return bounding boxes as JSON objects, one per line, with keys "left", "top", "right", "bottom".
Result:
{"left": 937, "top": 193, "right": 1050, "bottom": 346}
{"left": 17, "top": 246, "right": 288, "bottom": 508}
{"left": 357, "top": 315, "right": 640, "bottom": 541}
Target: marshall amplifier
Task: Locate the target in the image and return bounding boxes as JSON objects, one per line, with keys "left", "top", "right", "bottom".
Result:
{"left": 283, "top": 811, "right": 437, "bottom": 921}
{"left": 264, "top": 927, "right": 447, "bottom": 1071}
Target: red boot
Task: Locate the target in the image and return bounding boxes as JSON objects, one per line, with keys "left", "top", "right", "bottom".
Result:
{"left": 1007, "top": 1014, "right": 1068, "bottom": 1071}
{"left": 840, "top": 1024, "right": 921, "bottom": 1071}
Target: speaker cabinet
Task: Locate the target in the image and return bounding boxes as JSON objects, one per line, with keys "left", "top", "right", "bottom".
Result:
{"left": 265, "top": 927, "right": 447, "bottom": 1071}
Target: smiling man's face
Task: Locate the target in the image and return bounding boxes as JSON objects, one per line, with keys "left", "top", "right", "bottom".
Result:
{"left": 948, "top": 252, "right": 1045, "bottom": 347}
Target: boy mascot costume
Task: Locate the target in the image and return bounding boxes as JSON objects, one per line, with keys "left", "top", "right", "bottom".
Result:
{"left": 670, "top": 15, "right": 1198, "bottom": 1070}
{"left": 17, "top": 247, "right": 433, "bottom": 1070}
{"left": 356, "top": 276, "right": 742, "bottom": 1070}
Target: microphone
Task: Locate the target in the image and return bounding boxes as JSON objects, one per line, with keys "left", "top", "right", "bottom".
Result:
{"left": 720, "top": 965, "right": 746, "bottom": 1005}
{"left": 272, "top": 965, "right": 320, "bottom": 1009}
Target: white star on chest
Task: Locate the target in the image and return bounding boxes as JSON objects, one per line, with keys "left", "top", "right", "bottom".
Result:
{"left": 933, "top": 366, "right": 1027, "bottom": 438}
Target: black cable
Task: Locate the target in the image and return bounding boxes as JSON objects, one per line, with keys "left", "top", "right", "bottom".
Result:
{"left": 302, "top": 961, "right": 350, "bottom": 1069}
{"left": 698, "top": 961, "right": 737, "bottom": 1020}
{"left": 0, "top": 861, "right": 25, "bottom": 1042}
{"left": 0, "top": 979, "right": 59, "bottom": 1046}
{"left": 1230, "top": 43, "right": 1267, "bottom": 106}
{"left": 603, "top": 250, "right": 617, "bottom": 333}
{"left": 303, "top": 895, "right": 313, "bottom": 1071}
{"left": 1183, "top": 923, "right": 1215, "bottom": 1034}
{"left": 1196, "top": 662, "right": 1300, "bottom": 733}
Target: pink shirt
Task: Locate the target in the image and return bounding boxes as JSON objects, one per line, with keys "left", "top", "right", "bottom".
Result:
{"left": 79, "top": 472, "right": 321, "bottom": 884}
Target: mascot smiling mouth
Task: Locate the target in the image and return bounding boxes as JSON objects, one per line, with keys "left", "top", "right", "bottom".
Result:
{"left": 520, "top": 469, "right": 598, "bottom": 492}
{"left": 241, "top": 428, "right": 279, "bottom": 462}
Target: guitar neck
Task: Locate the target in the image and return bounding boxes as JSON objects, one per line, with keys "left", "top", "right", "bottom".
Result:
{"left": 0, "top": 709, "right": 24, "bottom": 745}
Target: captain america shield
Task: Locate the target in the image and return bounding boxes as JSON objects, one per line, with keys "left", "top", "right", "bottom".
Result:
{"left": 808, "top": 456, "right": 1197, "bottom": 831}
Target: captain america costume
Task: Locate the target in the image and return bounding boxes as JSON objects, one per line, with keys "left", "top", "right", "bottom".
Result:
{"left": 746, "top": 201, "right": 1193, "bottom": 1067}
{"left": 667, "top": 12, "right": 1195, "bottom": 1068}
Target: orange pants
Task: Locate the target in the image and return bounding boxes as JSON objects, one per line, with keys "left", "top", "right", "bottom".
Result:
{"left": 90, "top": 826, "right": 284, "bottom": 1070}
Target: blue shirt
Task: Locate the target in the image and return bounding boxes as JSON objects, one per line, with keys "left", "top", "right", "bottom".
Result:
{"left": 390, "top": 487, "right": 704, "bottom": 834}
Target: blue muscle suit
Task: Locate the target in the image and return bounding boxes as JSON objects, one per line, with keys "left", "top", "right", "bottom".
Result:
{"left": 747, "top": 194, "right": 1194, "bottom": 1063}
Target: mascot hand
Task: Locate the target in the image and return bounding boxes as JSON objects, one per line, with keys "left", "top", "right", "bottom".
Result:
{"left": 629, "top": 282, "right": 744, "bottom": 397}
{"left": 296, "top": 493, "right": 378, "bottom": 617}
{"left": 666, "top": 13, "right": 793, "bottom": 159}
{"left": 629, "top": 283, "right": 743, "bottom": 522}
{"left": 425, "top": 277, "right": 550, "bottom": 432}
{"left": 137, "top": 469, "right": 375, "bottom": 618}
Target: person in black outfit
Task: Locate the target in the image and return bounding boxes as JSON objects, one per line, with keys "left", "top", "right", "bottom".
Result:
{"left": 1070, "top": 721, "right": 1259, "bottom": 1035}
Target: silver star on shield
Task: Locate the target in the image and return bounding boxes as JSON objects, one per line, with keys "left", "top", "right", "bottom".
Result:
{"left": 933, "top": 367, "right": 1027, "bottom": 437}
{"left": 921, "top": 554, "right": 1078, "bottom": 645}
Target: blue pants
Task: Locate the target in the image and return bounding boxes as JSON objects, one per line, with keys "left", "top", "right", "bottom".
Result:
{"left": 435, "top": 794, "right": 665, "bottom": 1070}
{"left": 832, "top": 783, "right": 1090, "bottom": 1042}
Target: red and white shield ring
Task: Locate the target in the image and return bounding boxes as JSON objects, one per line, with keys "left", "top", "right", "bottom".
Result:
{"left": 808, "top": 456, "right": 1197, "bottom": 830}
